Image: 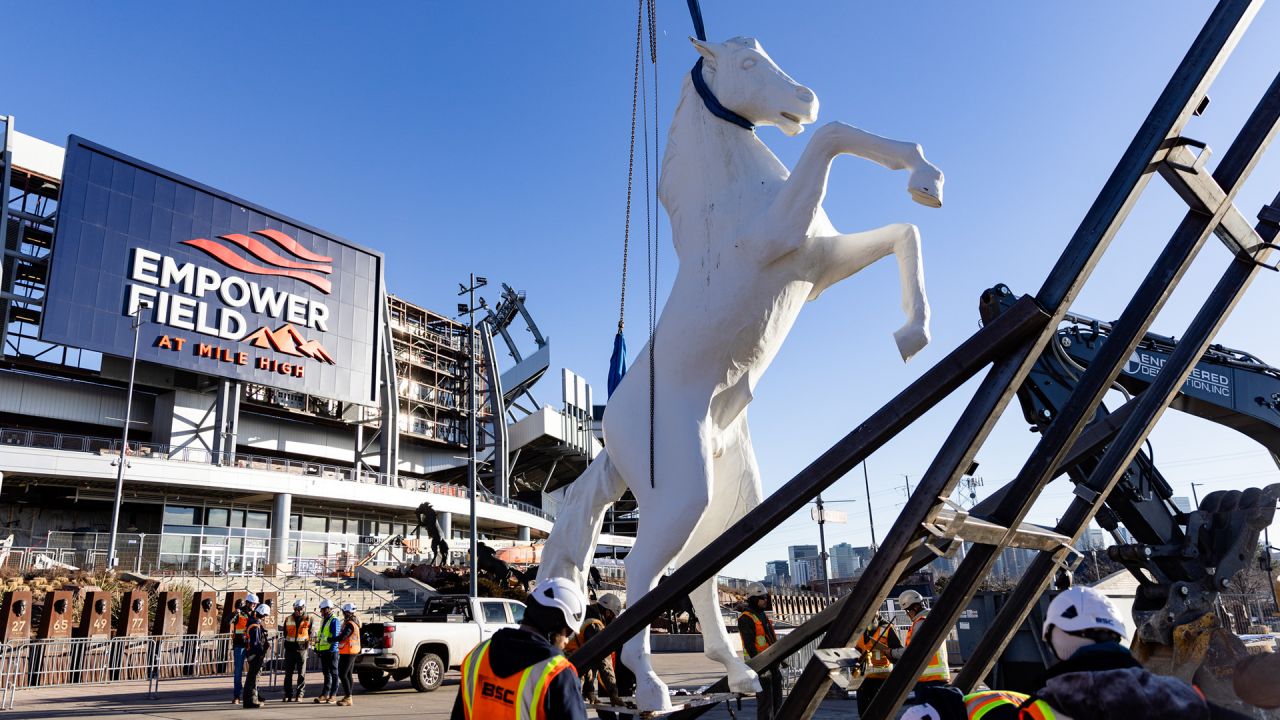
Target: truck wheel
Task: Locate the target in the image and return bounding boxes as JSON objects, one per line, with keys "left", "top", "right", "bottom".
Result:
{"left": 411, "top": 651, "right": 445, "bottom": 692}
{"left": 358, "top": 671, "right": 389, "bottom": 691}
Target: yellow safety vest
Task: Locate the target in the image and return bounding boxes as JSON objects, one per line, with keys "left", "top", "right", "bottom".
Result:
{"left": 905, "top": 614, "right": 950, "bottom": 683}
{"left": 314, "top": 615, "right": 338, "bottom": 651}
{"left": 965, "top": 690, "right": 1056, "bottom": 719}
{"left": 460, "top": 638, "right": 577, "bottom": 720}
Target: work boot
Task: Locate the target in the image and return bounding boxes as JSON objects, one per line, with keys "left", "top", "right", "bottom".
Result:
{"left": 336, "top": 695, "right": 352, "bottom": 706}
{"left": 313, "top": 695, "right": 328, "bottom": 704}
{"left": 231, "top": 696, "right": 240, "bottom": 704}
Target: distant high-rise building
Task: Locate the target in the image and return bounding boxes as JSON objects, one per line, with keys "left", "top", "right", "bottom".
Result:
{"left": 1075, "top": 526, "right": 1106, "bottom": 551}
{"left": 765, "top": 560, "right": 790, "bottom": 587}
{"left": 789, "top": 545, "right": 819, "bottom": 587}
{"left": 1172, "top": 496, "right": 1193, "bottom": 514}
{"left": 830, "top": 542, "right": 857, "bottom": 579}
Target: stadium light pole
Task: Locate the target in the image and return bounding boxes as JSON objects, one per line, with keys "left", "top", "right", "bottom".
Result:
{"left": 459, "top": 274, "right": 487, "bottom": 599}
{"left": 107, "top": 301, "right": 149, "bottom": 572}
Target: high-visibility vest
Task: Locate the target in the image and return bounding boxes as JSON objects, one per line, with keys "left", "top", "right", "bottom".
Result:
{"left": 283, "top": 614, "right": 312, "bottom": 644}
{"left": 739, "top": 611, "right": 775, "bottom": 654}
{"left": 337, "top": 618, "right": 362, "bottom": 655}
{"left": 315, "top": 615, "right": 339, "bottom": 651}
{"left": 854, "top": 624, "right": 895, "bottom": 678}
{"left": 563, "top": 618, "right": 604, "bottom": 655}
{"left": 233, "top": 613, "right": 248, "bottom": 636}
{"left": 965, "top": 690, "right": 1049, "bottom": 719}
{"left": 460, "top": 638, "right": 576, "bottom": 720}
{"left": 905, "top": 614, "right": 950, "bottom": 683}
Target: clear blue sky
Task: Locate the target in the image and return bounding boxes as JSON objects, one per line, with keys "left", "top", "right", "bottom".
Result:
{"left": 7, "top": 2, "right": 1280, "bottom": 581}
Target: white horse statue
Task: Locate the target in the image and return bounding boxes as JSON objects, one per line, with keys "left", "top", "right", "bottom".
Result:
{"left": 539, "top": 36, "right": 943, "bottom": 711}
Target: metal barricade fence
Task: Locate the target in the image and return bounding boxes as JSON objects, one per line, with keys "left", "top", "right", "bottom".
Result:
{"left": 0, "top": 634, "right": 237, "bottom": 711}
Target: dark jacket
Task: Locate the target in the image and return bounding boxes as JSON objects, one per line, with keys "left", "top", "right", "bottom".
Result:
{"left": 245, "top": 620, "right": 270, "bottom": 659}
{"left": 1032, "top": 642, "right": 1251, "bottom": 720}
{"left": 450, "top": 627, "right": 586, "bottom": 720}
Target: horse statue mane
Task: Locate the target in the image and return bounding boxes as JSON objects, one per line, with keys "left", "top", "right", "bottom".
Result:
{"left": 539, "top": 35, "right": 943, "bottom": 711}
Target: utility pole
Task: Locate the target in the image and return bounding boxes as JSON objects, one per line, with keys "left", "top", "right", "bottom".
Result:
{"left": 815, "top": 494, "right": 831, "bottom": 599}
{"left": 1190, "top": 482, "right": 1204, "bottom": 508}
{"left": 862, "top": 461, "right": 877, "bottom": 551}
{"left": 903, "top": 474, "right": 913, "bottom": 496}
{"left": 459, "top": 274, "right": 488, "bottom": 599}
{"left": 107, "top": 302, "right": 148, "bottom": 572}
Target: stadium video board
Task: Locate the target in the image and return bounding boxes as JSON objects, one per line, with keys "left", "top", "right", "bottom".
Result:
{"left": 42, "top": 137, "right": 383, "bottom": 406}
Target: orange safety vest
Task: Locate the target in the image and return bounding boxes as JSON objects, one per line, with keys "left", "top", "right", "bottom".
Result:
{"left": 905, "top": 613, "right": 950, "bottom": 683}
{"left": 233, "top": 613, "right": 248, "bottom": 636}
{"left": 337, "top": 618, "right": 362, "bottom": 655}
{"left": 739, "top": 611, "right": 775, "bottom": 654}
{"left": 283, "top": 614, "right": 312, "bottom": 643}
{"left": 563, "top": 618, "right": 604, "bottom": 655}
{"left": 854, "top": 624, "right": 895, "bottom": 678}
{"left": 460, "top": 638, "right": 576, "bottom": 720}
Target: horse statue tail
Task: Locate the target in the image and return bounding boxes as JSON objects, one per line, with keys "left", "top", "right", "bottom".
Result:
{"left": 537, "top": 451, "right": 627, "bottom": 591}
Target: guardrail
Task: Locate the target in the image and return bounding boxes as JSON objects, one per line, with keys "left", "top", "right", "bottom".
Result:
{"left": 0, "top": 427, "right": 551, "bottom": 521}
{"left": 0, "top": 631, "right": 348, "bottom": 711}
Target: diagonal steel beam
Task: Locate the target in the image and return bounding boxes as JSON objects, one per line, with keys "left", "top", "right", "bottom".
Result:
{"left": 567, "top": 294, "right": 1047, "bottom": 673}
{"left": 782, "top": 3, "right": 1263, "bottom": 717}
{"left": 869, "top": 60, "right": 1280, "bottom": 719}
{"left": 953, "top": 181, "right": 1280, "bottom": 692}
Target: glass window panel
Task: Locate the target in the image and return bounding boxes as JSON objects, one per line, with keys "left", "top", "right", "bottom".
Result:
{"left": 509, "top": 603, "right": 524, "bottom": 624}
{"left": 163, "top": 506, "right": 199, "bottom": 525}
{"left": 230, "top": 510, "right": 245, "bottom": 528}
{"left": 246, "top": 511, "right": 270, "bottom": 529}
{"left": 207, "top": 508, "right": 229, "bottom": 527}
{"left": 481, "top": 602, "right": 509, "bottom": 624}
{"left": 289, "top": 514, "right": 300, "bottom": 531}
{"left": 299, "top": 541, "right": 326, "bottom": 558}
{"left": 301, "top": 515, "right": 326, "bottom": 533}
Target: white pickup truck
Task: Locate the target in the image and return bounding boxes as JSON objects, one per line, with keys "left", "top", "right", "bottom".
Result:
{"left": 355, "top": 595, "right": 525, "bottom": 692}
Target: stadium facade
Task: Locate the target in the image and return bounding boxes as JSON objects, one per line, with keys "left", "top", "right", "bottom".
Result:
{"left": 0, "top": 115, "right": 629, "bottom": 575}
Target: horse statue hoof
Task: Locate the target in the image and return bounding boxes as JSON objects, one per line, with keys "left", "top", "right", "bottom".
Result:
{"left": 727, "top": 667, "right": 763, "bottom": 694}
{"left": 908, "top": 164, "right": 944, "bottom": 208}
{"left": 894, "top": 321, "right": 931, "bottom": 362}
{"left": 635, "top": 680, "right": 674, "bottom": 712}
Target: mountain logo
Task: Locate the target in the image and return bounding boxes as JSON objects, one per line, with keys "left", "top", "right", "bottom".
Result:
{"left": 180, "top": 228, "right": 334, "bottom": 294}
{"left": 243, "top": 324, "right": 336, "bottom": 364}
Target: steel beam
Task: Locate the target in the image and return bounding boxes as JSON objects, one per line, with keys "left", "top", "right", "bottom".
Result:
{"left": 782, "top": 4, "right": 1263, "bottom": 716}
{"left": 955, "top": 179, "right": 1280, "bottom": 690}
{"left": 567, "top": 294, "right": 1048, "bottom": 672}
{"left": 867, "top": 57, "right": 1280, "bottom": 720}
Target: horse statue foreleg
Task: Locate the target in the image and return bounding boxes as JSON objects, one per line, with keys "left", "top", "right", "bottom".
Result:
{"left": 809, "top": 223, "right": 930, "bottom": 360}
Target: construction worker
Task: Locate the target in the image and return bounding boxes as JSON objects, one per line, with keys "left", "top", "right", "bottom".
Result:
{"left": 242, "top": 602, "right": 272, "bottom": 709}
{"left": 451, "top": 577, "right": 588, "bottom": 720}
{"left": 892, "top": 589, "right": 951, "bottom": 689}
{"left": 1025, "top": 586, "right": 1250, "bottom": 719}
{"left": 231, "top": 592, "right": 258, "bottom": 704}
{"left": 281, "top": 598, "right": 315, "bottom": 702}
{"left": 737, "top": 582, "right": 781, "bottom": 720}
{"left": 568, "top": 593, "right": 624, "bottom": 714}
{"left": 334, "top": 602, "right": 362, "bottom": 707}
{"left": 853, "top": 615, "right": 903, "bottom": 716}
{"left": 313, "top": 599, "right": 342, "bottom": 705}
{"left": 899, "top": 686, "right": 1032, "bottom": 720}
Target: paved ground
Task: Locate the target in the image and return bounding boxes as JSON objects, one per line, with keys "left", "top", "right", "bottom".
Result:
{"left": 7, "top": 653, "right": 865, "bottom": 718}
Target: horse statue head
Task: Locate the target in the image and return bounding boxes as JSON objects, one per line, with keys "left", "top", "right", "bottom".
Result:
{"left": 689, "top": 36, "right": 818, "bottom": 136}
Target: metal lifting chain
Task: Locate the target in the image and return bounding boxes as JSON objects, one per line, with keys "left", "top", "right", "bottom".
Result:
{"left": 617, "top": 0, "right": 644, "bottom": 335}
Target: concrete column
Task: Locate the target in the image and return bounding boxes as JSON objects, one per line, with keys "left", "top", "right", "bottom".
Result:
{"left": 518, "top": 526, "right": 530, "bottom": 542}
{"left": 271, "top": 493, "right": 292, "bottom": 572}
{"left": 438, "top": 511, "right": 453, "bottom": 540}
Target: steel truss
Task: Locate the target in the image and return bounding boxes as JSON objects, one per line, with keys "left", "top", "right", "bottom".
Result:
{"left": 566, "top": 2, "right": 1280, "bottom": 718}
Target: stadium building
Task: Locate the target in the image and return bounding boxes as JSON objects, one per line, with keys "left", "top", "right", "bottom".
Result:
{"left": 0, "top": 115, "right": 632, "bottom": 575}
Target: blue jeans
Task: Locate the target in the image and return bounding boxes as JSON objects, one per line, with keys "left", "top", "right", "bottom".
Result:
{"left": 317, "top": 649, "right": 339, "bottom": 697}
{"left": 233, "top": 646, "right": 245, "bottom": 698}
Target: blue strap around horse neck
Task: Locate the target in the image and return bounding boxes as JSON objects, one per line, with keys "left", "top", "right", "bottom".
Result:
{"left": 691, "top": 58, "right": 755, "bottom": 131}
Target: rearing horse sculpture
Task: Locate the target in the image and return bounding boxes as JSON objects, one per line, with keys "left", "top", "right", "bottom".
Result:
{"left": 539, "top": 36, "right": 944, "bottom": 711}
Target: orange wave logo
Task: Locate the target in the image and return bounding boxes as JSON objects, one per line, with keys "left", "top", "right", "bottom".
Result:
{"left": 180, "top": 229, "right": 334, "bottom": 294}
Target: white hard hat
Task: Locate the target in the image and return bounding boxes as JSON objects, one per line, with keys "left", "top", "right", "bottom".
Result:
{"left": 341, "top": 602, "right": 357, "bottom": 613}
{"left": 255, "top": 603, "right": 271, "bottom": 617}
{"left": 293, "top": 598, "right": 306, "bottom": 609}
{"left": 245, "top": 593, "right": 259, "bottom": 604}
{"left": 1043, "top": 586, "right": 1127, "bottom": 642}
{"left": 597, "top": 593, "right": 622, "bottom": 616}
{"left": 898, "top": 590, "right": 925, "bottom": 609}
{"left": 530, "top": 577, "right": 587, "bottom": 632}
{"left": 318, "top": 599, "right": 333, "bottom": 610}
{"left": 901, "top": 703, "right": 940, "bottom": 720}
{"left": 745, "top": 582, "right": 767, "bottom": 598}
